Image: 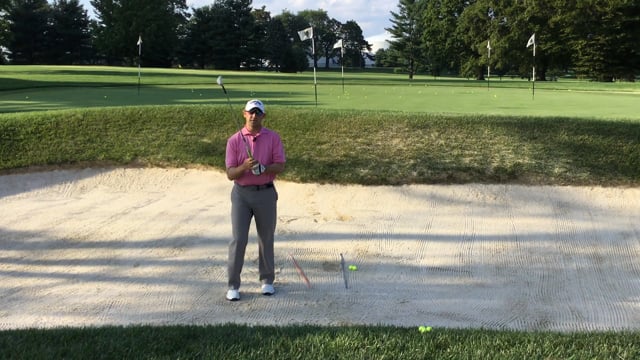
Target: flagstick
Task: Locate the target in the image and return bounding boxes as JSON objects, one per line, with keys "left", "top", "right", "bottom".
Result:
{"left": 341, "top": 44, "right": 345, "bottom": 94}
{"left": 526, "top": 34, "right": 536, "bottom": 100}
{"left": 312, "top": 37, "right": 317, "bottom": 107}
{"left": 137, "top": 36, "right": 142, "bottom": 96}
{"left": 137, "top": 64, "right": 141, "bottom": 95}
{"left": 297, "top": 27, "right": 317, "bottom": 107}
{"left": 532, "top": 65, "right": 536, "bottom": 99}
{"left": 487, "top": 44, "right": 491, "bottom": 91}
{"left": 532, "top": 42, "right": 536, "bottom": 100}
{"left": 341, "top": 67, "right": 344, "bottom": 94}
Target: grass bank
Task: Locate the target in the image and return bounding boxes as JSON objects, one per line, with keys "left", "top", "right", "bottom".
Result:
{"left": 1, "top": 105, "right": 639, "bottom": 186}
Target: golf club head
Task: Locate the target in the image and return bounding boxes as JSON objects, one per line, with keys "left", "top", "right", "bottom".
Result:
{"left": 217, "top": 76, "right": 228, "bottom": 94}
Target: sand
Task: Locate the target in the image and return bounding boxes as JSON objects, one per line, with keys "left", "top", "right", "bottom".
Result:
{"left": 1, "top": 168, "right": 639, "bottom": 331}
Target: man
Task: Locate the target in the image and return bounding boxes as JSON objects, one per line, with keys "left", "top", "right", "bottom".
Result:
{"left": 224, "top": 99, "right": 285, "bottom": 301}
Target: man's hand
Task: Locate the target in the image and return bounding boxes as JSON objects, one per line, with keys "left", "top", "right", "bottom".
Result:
{"left": 243, "top": 157, "right": 258, "bottom": 171}
{"left": 227, "top": 157, "right": 258, "bottom": 180}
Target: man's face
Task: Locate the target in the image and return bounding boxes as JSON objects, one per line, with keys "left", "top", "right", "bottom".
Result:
{"left": 243, "top": 108, "right": 265, "bottom": 129}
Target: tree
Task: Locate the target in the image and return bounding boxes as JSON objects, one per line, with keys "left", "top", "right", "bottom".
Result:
{"left": 90, "top": 0, "right": 119, "bottom": 64}
{"left": 459, "top": 0, "right": 572, "bottom": 81}
{"left": 339, "top": 20, "right": 371, "bottom": 68}
{"left": 387, "top": 0, "right": 425, "bottom": 79}
{"left": 248, "top": 6, "right": 270, "bottom": 69}
{"left": 298, "top": 9, "right": 339, "bottom": 69}
{"left": 517, "top": 0, "right": 567, "bottom": 81}
{"left": 0, "top": 0, "right": 11, "bottom": 62}
{"left": 46, "top": 0, "right": 92, "bottom": 64}
{"left": 226, "top": 0, "right": 257, "bottom": 69}
{"left": 375, "top": 48, "right": 403, "bottom": 68}
{"left": 6, "top": 0, "right": 50, "bottom": 64}
{"left": 179, "top": 0, "right": 254, "bottom": 69}
{"left": 91, "top": 0, "right": 188, "bottom": 66}
{"left": 179, "top": 5, "right": 214, "bottom": 68}
{"left": 421, "top": 0, "right": 469, "bottom": 77}
{"left": 261, "top": 14, "right": 289, "bottom": 71}
{"left": 319, "top": 17, "right": 341, "bottom": 68}
{"left": 272, "top": 10, "right": 309, "bottom": 72}
{"left": 566, "top": 0, "right": 640, "bottom": 81}
{"left": 539, "top": 0, "right": 574, "bottom": 79}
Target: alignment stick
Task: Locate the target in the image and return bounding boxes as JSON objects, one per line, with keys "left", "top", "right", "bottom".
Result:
{"left": 289, "top": 253, "right": 311, "bottom": 288}
{"left": 340, "top": 253, "right": 348, "bottom": 289}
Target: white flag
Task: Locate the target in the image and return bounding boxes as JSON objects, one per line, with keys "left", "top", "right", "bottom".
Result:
{"left": 137, "top": 35, "right": 142, "bottom": 46}
{"left": 333, "top": 39, "right": 343, "bottom": 49}
{"left": 298, "top": 27, "right": 313, "bottom": 41}
{"left": 526, "top": 33, "right": 535, "bottom": 48}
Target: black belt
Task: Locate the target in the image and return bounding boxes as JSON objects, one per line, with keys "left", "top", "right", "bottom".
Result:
{"left": 237, "top": 182, "right": 274, "bottom": 191}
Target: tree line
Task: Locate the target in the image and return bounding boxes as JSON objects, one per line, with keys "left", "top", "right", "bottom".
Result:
{"left": 380, "top": 0, "right": 640, "bottom": 82}
{"left": 0, "top": 0, "right": 371, "bottom": 72}
{"left": 1, "top": 0, "right": 638, "bottom": 81}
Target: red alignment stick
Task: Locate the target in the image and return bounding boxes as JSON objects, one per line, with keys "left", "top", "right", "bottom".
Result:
{"left": 289, "top": 253, "right": 311, "bottom": 288}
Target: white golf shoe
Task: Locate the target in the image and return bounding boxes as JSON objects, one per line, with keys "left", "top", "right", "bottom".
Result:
{"left": 226, "top": 289, "right": 240, "bottom": 301}
{"left": 261, "top": 284, "right": 275, "bottom": 296}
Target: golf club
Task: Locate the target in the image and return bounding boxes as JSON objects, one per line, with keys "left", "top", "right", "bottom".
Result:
{"left": 340, "top": 253, "right": 348, "bottom": 289}
{"left": 217, "top": 75, "right": 253, "bottom": 160}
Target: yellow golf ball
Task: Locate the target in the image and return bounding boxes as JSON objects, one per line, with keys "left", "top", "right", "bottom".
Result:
{"left": 419, "top": 325, "right": 432, "bottom": 333}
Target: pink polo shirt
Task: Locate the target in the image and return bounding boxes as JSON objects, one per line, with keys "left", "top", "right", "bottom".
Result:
{"left": 225, "top": 127, "right": 285, "bottom": 186}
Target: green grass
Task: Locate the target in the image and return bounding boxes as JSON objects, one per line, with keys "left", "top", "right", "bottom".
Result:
{"left": 1, "top": 106, "right": 639, "bottom": 185}
{"left": 2, "top": 65, "right": 639, "bottom": 119}
{"left": 2, "top": 325, "right": 639, "bottom": 359}
{"left": 1, "top": 66, "right": 640, "bottom": 357}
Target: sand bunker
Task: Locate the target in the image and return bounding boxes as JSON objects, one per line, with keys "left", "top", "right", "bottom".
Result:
{"left": 1, "top": 168, "right": 639, "bottom": 331}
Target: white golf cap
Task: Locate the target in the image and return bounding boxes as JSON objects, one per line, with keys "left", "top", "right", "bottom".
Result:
{"left": 244, "top": 99, "right": 265, "bottom": 114}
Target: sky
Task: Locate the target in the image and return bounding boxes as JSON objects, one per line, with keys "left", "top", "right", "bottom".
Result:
{"left": 78, "top": 0, "right": 394, "bottom": 51}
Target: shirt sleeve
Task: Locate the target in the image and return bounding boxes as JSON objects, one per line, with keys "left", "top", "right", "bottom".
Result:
{"left": 271, "top": 133, "right": 286, "bottom": 164}
{"left": 225, "top": 132, "right": 243, "bottom": 168}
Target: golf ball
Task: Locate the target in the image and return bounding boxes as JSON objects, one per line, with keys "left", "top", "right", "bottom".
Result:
{"left": 419, "top": 326, "right": 432, "bottom": 333}
{"left": 348, "top": 265, "right": 358, "bottom": 271}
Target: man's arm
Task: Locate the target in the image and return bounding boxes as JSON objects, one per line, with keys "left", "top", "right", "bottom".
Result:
{"left": 226, "top": 158, "right": 256, "bottom": 180}
{"left": 265, "top": 162, "right": 285, "bottom": 175}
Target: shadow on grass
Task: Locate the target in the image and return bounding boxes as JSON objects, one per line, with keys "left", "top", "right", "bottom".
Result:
{"left": 493, "top": 117, "right": 640, "bottom": 185}
{"left": 0, "top": 85, "right": 319, "bottom": 113}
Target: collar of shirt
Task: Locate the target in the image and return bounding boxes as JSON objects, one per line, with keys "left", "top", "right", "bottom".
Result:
{"left": 241, "top": 127, "right": 263, "bottom": 141}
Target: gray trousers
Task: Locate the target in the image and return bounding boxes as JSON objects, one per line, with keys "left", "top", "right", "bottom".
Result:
{"left": 228, "top": 184, "right": 278, "bottom": 289}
